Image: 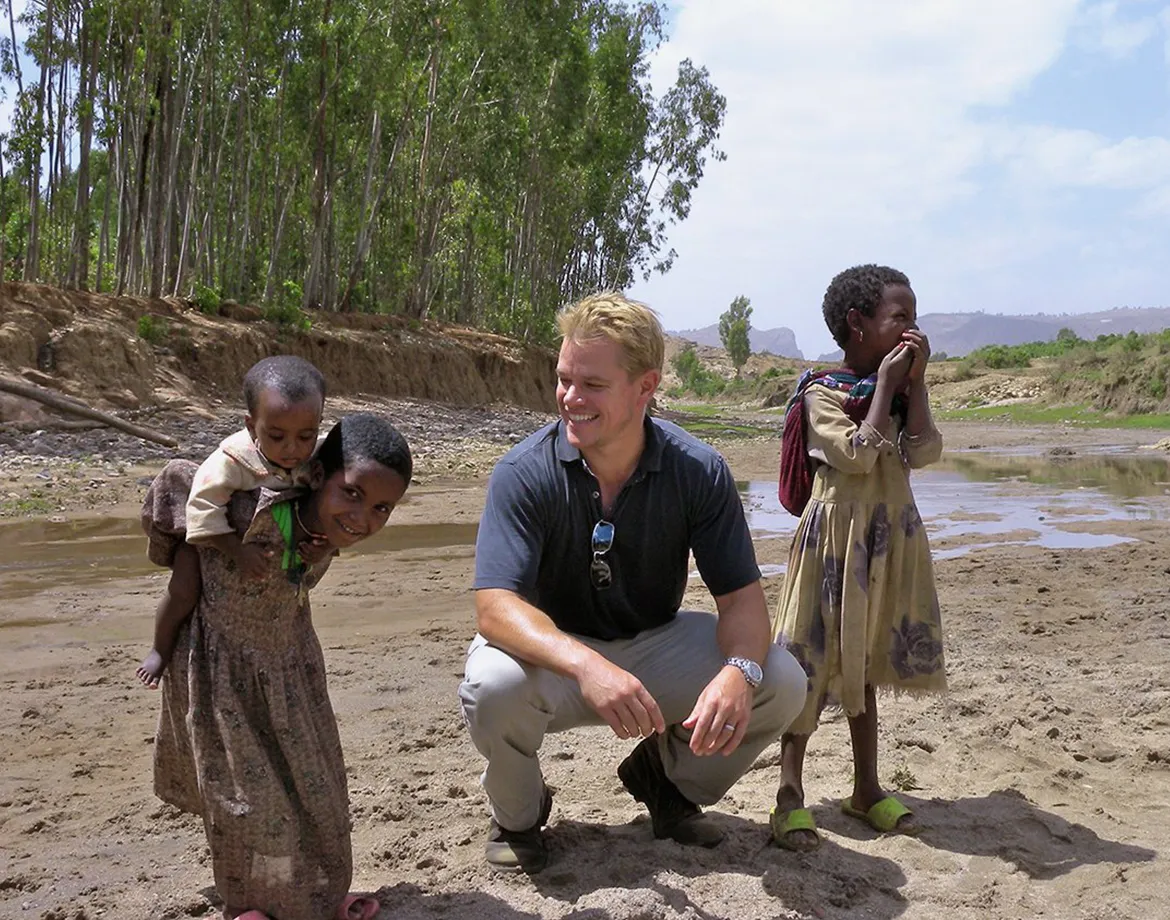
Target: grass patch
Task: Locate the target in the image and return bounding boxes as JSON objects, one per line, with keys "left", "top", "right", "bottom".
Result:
{"left": 0, "top": 490, "right": 56, "bottom": 516}
{"left": 889, "top": 766, "right": 921, "bottom": 792}
{"left": 672, "top": 418, "right": 775, "bottom": 438}
{"left": 935, "top": 403, "right": 1170, "bottom": 429}
{"left": 666, "top": 402, "right": 725, "bottom": 418}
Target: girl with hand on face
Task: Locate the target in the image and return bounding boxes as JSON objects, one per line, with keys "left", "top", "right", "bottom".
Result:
{"left": 771, "top": 264, "right": 946, "bottom": 851}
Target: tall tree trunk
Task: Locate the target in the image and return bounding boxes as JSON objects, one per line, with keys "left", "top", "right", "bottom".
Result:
{"left": 2, "top": 0, "right": 21, "bottom": 281}
{"left": 303, "top": 0, "right": 334, "bottom": 311}
{"left": 127, "top": 79, "right": 157, "bottom": 295}
{"left": 148, "top": 10, "right": 175, "bottom": 298}
{"left": 406, "top": 35, "right": 440, "bottom": 318}
{"left": 24, "top": 0, "right": 53, "bottom": 282}
{"left": 173, "top": 30, "right": 213, "bottom": 296}
{"left": 68, "top": 4, "right": 98, "bottom": 290}
{"left": 0, "top": 146, "right": 7, "bottom": 281}
{"left": 263, "top": 169, "right": 297, "bottom": 303}
{"left": 49, "top": 8, "right": 70, "bottom": 282}
{"left": 95, "top": 4, "right": 115, "bottom": 291}
{"left": 338, "top": 57, "right": 427, "bottom": 314}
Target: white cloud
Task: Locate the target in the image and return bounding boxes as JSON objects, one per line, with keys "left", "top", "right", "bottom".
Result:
{"left": 1075, "top": 1, "right": 1162, "bottom": 58}
{"left": 630, "top": 0, "right": 1170, "bottom": 356}
{"left": 992, "top": 128, "right": 1170, "bottom": 190}
{"left": 1133, "top": 184, "right": 1170, "bottom": 216}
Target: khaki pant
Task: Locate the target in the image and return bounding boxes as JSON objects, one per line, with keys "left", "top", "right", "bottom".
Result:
{"left": 458, "top": 610, "right": 808, "bottom": 831}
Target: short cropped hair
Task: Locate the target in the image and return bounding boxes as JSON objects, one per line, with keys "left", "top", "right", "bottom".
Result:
{"left": 558, "top": 292, "right": 664, "bottom": 376}
{"left": 243, "top": 356, "right": 327, "bottom": 414}
{"left": 822, "top": 265, "right": 911, "bottom": 348}
{"left": 819, "top": 269, "right": 907, "bottom": 351}
{"left": 317, "top": 412, "right": 413, "bottom": 484}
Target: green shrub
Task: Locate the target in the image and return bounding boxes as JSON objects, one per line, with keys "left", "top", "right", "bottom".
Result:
{"left": 193, "top": 282, "right": 221, "bottom": 315}
{"left": 137, "top": 314, "right": 167, "bottom": 343}
{"left": 264, "top": 280, "right": 312, "bottom": 332}
{"left": 670, "top": 344, "right": 725, "bottom": 397}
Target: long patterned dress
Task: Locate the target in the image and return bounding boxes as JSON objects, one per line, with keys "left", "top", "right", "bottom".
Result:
{"left": 773, "top": 386, "right": 947, "bottom": 735}
{"left": 143, "top": 460, "right": 351, "bottom": 920}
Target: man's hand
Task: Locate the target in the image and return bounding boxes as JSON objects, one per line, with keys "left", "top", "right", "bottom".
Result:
{"left": 682, "top": 665, "right": 753, "bottom": 756}
{"left": 578, "top": 658, "right": 666, "bottom": 740}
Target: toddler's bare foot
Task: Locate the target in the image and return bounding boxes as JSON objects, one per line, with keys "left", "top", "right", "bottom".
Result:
{"left": 136, "top": 651, "right": 165, "bottom": 688}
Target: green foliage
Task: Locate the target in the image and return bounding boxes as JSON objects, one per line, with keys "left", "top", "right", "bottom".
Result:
{"left": 963, "top": 331, "right": 1084, "bottom": 369}
{"left": 889, "top": 766, "right": 921, "bottom": 792}
{"left": 935, "top": 403, "right": 1170, "bottom": 429}
{"left": 670, "top": 344, "right": 725, "bottom": 397}
{"left": 952, "top": 327, "right": 1170, "bottom": 415}
{"left": 0, "top": 0, "right": 726, "bottom": 342}
{"left": 264, "top": 281, "right": 312, "bottom": 332}
{"left": 0, "top": 489, "right": 55, "bottom": 516}
{"left": 136, "top": 314, "right": 167, "bottom": 344}
{"left": 718, "top": 295, "right": 752, "bottom": 376}
{"left": 193, "top": 282, "right": 221, "bottom": 316}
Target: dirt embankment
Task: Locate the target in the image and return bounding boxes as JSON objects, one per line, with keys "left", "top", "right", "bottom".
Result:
{"left": 0, "top": 282, "right": 557, "bottom": 415}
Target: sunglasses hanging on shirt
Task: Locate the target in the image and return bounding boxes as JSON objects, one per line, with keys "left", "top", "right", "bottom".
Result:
{"left": 590, "top": 520, "right": 615, "bottom": 590}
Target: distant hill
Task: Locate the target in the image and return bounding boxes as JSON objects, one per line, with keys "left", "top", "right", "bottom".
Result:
{"left": 670, "top": 323, "right": 803, "bottom": 359}
{"left": 919, "top": 307, "right": 1170, "bottom": 358}
{"left": 813, "top": 307, "right": 1170, "bottom": 361}
{"left": 676, "top": 306, "right": 1170, "bottom": 364}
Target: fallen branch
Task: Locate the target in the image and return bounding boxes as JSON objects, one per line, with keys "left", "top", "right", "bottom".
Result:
{"left": 0, "top": 376, "right": 178, "bottom": 448}
{"left": 0, "top": 418, "right": 105, "bottom": 433}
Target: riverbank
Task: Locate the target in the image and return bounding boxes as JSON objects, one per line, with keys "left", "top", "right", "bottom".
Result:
{"left": 1, "top": 418, "right": 1169, "bottom": 920}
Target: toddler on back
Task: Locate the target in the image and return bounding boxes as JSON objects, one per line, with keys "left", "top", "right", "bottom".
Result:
{"left": 135, "top": 355, "right": 327, "bottom": 687}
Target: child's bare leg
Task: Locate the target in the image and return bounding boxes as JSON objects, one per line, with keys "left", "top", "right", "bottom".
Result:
{"left": 847, "top": 684, "right": 917, "bottom": 831}
{"left": 774, "top": 732, "right": 818, "bottom": 849}
{"left": 136, "top": 544, "right": 201, "bottom": 688}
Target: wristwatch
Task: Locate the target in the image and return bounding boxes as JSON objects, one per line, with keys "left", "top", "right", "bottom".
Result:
{"left": 724, "top": 656, "right": 763, "bottom": 689}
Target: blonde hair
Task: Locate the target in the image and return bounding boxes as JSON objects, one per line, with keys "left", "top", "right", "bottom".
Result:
{"left": 557, "top": 292, "right": 665, "bottom": 377}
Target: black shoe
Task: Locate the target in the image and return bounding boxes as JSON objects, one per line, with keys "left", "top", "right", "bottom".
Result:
{"left": 484, "top": 786, "right": 553, "bottom": 873}
{"left": 617, "top": 737, "right": 725, "bottom": 848}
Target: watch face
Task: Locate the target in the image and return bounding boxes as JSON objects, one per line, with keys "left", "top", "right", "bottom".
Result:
{"left": 746, "top": 660, "right": 763, "bottom": 684}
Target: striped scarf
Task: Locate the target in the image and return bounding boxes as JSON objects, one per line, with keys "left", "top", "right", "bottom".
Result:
{"left": 778, "top": 368, "right": 907, "bottom": 515}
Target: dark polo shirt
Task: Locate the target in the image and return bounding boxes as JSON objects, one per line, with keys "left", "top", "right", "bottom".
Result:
{"left": 474, "top": 417, "right": 761, "bottom": 640}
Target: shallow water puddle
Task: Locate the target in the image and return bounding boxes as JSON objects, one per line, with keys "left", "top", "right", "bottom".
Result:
{"left": 740, "top": 450, "right": 1169, "bottom": 578}
{"left": 0, "top": 519, "right": 478, "bottom": 607}
{"left": 2, "top": 450, "right": 1167, "bottom": 609}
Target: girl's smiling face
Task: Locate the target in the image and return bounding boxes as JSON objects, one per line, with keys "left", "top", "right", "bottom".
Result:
{"left": 305, "top": 459, "right": 409, "bottom": 548}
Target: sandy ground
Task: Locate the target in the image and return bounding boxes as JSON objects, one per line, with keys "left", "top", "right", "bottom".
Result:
{"left": 2, "top": 421, "right": 1170, "bottom": 920}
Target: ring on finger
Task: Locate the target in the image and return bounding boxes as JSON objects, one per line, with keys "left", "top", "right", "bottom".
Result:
{"left": 721, "top": 723, "right": 736, "bottom": 732}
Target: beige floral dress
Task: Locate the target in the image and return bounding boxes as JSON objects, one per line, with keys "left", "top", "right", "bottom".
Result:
{"left": 144, "top": 460, "right": 351, "bottom": 920}
{"left": 773, "top": 386, "right": 947, "bottom": 735}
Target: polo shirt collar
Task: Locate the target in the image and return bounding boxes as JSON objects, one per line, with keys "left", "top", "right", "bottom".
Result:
{"left": 554, "top": 416, "right": 665, "bottom": 473}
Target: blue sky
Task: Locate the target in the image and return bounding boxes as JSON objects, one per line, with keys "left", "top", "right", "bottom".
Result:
{"left": 630, "top": 0, "right": 1170, "bottom": 357}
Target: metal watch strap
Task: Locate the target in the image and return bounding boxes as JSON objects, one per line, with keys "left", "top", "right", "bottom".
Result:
{"left": 725, "top": 655, "right": 762, "bottom": 689}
